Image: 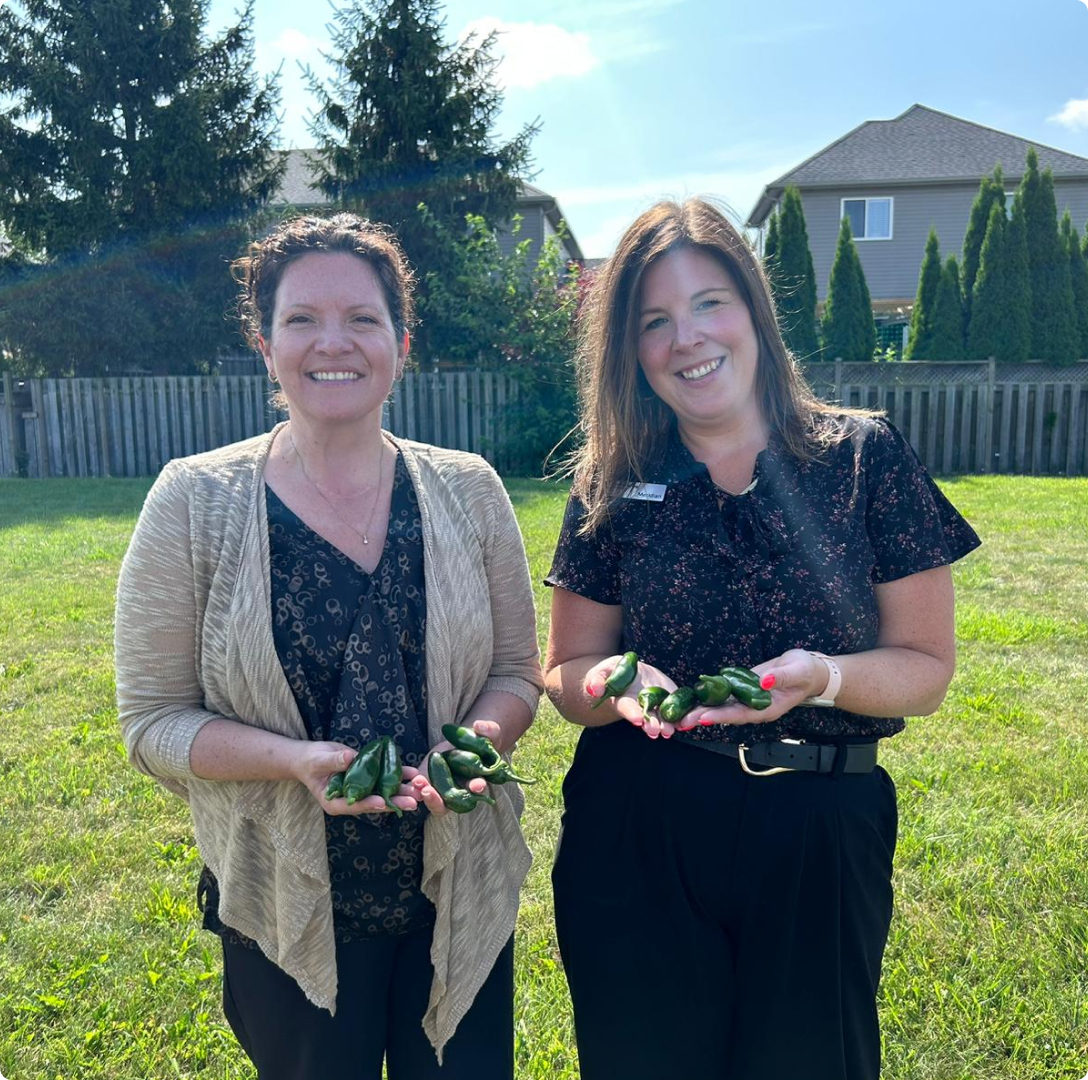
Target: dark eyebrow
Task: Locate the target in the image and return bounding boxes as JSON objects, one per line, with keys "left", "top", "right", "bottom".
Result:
{"left": 279, "top": 302, "right": 383, "bottom": 314}
{"left": 640, "top": 285, "right": 732, "bottom": 316}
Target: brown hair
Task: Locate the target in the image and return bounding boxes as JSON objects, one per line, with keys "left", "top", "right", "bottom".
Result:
{"left": 569, "top": 197, "right": 853, "bottom": 533}
{"left": 232, "top": 212, "right": 416, "bottom": 351}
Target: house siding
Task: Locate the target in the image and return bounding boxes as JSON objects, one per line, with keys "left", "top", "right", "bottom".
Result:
{"left": 496, "top": 207, "right": 546, "bottom": 261}
{"left": 797, "top": 179, "right": 1088, "bottom": 306}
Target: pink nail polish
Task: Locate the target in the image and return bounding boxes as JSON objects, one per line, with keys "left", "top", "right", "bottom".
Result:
{"left": 699, "top": 718, "right": 715, "bottom": 726}
{"left": 760, "top": 673, "right": 776, "bottom": 690}
{"left": 587, "top": 685, "right": 600, "bottom": 697}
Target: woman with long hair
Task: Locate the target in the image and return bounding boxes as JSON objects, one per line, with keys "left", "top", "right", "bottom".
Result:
{"left": 543, "top": 197, "right": 979, "bottom": 1080}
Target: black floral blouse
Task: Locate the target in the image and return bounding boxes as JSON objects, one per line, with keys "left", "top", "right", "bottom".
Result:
{"left": 200, "top": 449, "right": 434, "bottom": 945}
{"left": 546, "top": 416, "right": 981, "bottom": 746}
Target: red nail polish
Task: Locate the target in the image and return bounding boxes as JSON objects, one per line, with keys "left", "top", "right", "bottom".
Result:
{"left": 587, "top": 685, "right": 599, "bottom": 697}
{"left": 760, "top": 673, "right": 776, "bottom": 690}
{"left": 699, "top": 718, "right": 715, "bottom": 726}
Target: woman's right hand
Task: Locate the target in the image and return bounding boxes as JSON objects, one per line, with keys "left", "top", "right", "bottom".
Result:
{"left": 584, "top": 656, "right": 679, "bottom": 740}
{"left": 299, "top": 741, "right": 422, "bottom": 817}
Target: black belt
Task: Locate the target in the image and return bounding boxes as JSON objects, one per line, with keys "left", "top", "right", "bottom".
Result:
{"left": 681, "top": 738, "right": 878, "bottom": 777}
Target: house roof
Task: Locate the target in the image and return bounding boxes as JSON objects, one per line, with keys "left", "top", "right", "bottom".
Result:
{"left": 272, "top": 150, "right": 584, "bottom": 260}
{"left": 747, "top": 104, "right": 1088, "bottom": 226}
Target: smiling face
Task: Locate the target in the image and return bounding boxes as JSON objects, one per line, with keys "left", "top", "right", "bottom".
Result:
{"left": 636, "top": 245, "right": 762, "bottom": 440}
{"left": 259, "top": 251, "right": 406, "bottom": 431}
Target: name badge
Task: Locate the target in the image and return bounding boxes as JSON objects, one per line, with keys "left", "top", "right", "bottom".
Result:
{"left": 622, "top": 482, "right": 667, "bottom": 502}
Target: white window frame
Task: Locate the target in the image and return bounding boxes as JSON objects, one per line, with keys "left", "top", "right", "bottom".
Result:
{"left": 841, "top": 196, "right": 894, "bottom": 241}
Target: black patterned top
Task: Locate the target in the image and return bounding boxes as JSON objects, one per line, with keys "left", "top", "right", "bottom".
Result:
{"left": 546, "top": 416, "right": 981, "bottom": 745}
{"left": 200, "top": 448, "right": 434, "bottom": 944}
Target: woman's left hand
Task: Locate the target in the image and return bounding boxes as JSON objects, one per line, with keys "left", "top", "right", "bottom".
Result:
{"left": 406, "top": 721, "right": 493, "bottom": 816}
{"left": 679, "top": 648, "right": 828, "bottom": 729}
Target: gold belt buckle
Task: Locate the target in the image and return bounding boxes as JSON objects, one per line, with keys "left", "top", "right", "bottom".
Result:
{"left": 737, "top": 741, "right": 798, "bottom": 778}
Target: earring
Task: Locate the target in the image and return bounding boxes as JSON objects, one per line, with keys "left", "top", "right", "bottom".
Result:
{"left": 268, "top": 370, "right": 279, "bottom": 384}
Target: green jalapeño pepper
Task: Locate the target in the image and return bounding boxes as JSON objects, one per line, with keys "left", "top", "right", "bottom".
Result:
{"left": 484, "top": 761, "right": 537, "bottom": 786}
{"left": 427, "top": 752, "right": 496, "bottom": 813}
{"left": 719, "top": 667, "right": 773, "bottom": 710}
{"left": 342, "top": 737, "right": 384, "bottom": 804}
{"left": 693, "top": 675, "right": 733, "bottom": 707}
{"left": 659, "top": 686, "right": 698, "bottom": 723}
{"left": 719, "top": 666, "right": 762, "bottom": 688}
{"left": 376, "top": 737, "right": 405, "bottom": 817}
{"left": 591, "top": 651, "right": 639, "bottom": 708}
{"left": 441, "top": 724, "right": 502, "bottom": 768}
{"left": 324, "top": 770, "right": 346, "bottom": 801}
{"left": 444, "top": 748, "right": 506, "bottom": 781}
{"left": 637, "top": 686, "right": 669, "bottom": 721}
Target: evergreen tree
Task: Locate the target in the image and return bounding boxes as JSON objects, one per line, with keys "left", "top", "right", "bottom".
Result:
{"left": 762, "top": 210, "right": 780, "bottom": 295}
{"left": 961, "top": 168, "right": 1004, "bottom": 325}
{"left": 417, "top": 208, "right": 580, "bottom": 473}
{"left": 307, "top": 0, "right": 537, "bottom": 297}
{"left": 821, "top": 216, "right": 876, "bottom": 362}
{"left": 772, "top": 187, "right": 819, "bottom": 360}
{"left": 1061, "top": 212, "right": 1088, "bottom": 360}
{"left": 928, "top": 255, "right": 965, "bottom": 361}
{"left": 904, "top": 227, "right": 941, "bottom": 360}
{"left": 1019, "top": 147, "right": 1078, "bottom": 362}
{"left": 968, "top": 200, "right": 1030, "bottom": 362}
{"left": 0, "top": 0, "right": 282, "bottom": 374}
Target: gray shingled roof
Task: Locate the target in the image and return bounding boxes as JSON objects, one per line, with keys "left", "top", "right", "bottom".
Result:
{"left": 270, "top": 150, "right": 584, "bottom": 260}
{"left": 747, "top": 104, "right": 1088, "bottom": 226}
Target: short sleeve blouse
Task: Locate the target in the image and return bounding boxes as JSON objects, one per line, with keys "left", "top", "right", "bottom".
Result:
{"left": 546, "top": 416, "right": 980, "bottom": 745}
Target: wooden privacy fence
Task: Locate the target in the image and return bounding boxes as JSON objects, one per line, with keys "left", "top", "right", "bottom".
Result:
{"left": 0, "top": 370, "right": 519, "bottom": 479}
{"left": 803, "top": 360, "right": 1088, "bottom": 476}
{"left": 2, "top": 361, "right": 1087, "bottom": 479}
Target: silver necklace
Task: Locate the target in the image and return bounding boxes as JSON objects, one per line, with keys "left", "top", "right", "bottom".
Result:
{"left": 290, "top": 432, "right": 388, "bottom": 546}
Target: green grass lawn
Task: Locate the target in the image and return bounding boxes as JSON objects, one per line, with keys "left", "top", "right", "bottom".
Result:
{"left": 1, "top": 474, "right": 1086, "bottom": 1079}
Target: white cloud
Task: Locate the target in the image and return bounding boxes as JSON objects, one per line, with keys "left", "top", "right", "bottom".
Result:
{"left": 1048, "top": 96, "right": 1088, "bottom": 130}
{"left": 257, "top": 27, "right": 325, "bottom": 68}
{"left": 459, "top": 18, "right": 599, "bottom": 90}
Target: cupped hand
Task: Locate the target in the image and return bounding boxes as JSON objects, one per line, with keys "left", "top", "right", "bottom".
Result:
{"left": 584, "top": 656, "right": 680, "bottom": 740}
{"left": 684, "top": 648, "right": 826, "bottom": 728}
{"left": 407, "top": 722, "right": 491, "bottom": 816}
{"left": 301, "top": 741, "right": 424, "bottom": 817}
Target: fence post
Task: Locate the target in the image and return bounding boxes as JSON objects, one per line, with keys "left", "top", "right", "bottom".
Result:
{"left": 982, "top": 358, "right": 996, "bottom": 473}
{"left": 2, "top": 372, "right": 18, "bottom": 475}
{"left": 834, "top": 359, "right": 843, "bottom": 402}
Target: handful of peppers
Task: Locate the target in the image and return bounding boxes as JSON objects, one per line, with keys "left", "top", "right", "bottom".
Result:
{"left": 425, "top": 724, "right": 537, "bottom": 814}
{"left": 324, "top": 735, "right": 407, "bottom": 816}
{"left": 597, "top": 653, "right": 773, "bottom": 726}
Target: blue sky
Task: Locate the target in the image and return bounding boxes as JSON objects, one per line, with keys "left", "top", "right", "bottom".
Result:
{"left": 207, "top": 0, "right": 1088, "bottom": 258}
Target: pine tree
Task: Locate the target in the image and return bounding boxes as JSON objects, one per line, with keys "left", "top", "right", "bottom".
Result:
{"left": 968, "top": 200, "right": 1030, "bottom": 363}
{"left": 1019, "top": 148, "right": 1078, "bottom": 362}
{"left": 0, "top": 0, "right": 282, "bottom": 374}
{"left": 773, "top": 186, "right": 820, "bottom": 360}
{"left": 904, "top": 227, "right": 942, "bottom": 360}
{"left": 1061, "top": 212, "right": 1088, "bottom": 360}
{"left": 821, "top": 216, "right": 877, "bottom": 363}
{"left": 929, "top": 255, "right": 965, "bottom": 361}
{"left": 961, "top": 168, "right": 1004, "bottom": 326}
{"left": 307, "top": 0, "right": 537, "bottom": 288}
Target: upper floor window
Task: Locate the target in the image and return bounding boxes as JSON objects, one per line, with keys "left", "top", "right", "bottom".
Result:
{"left": 842, "top": 197, "right": 893, "bottom": 240}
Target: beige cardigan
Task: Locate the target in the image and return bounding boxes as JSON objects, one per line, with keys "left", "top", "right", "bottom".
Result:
{"left": 114, "top": 428, "right": 541, "bottom": 1057}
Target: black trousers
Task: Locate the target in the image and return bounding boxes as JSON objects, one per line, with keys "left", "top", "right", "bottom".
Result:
{"left": 220, "top": 926, "right": 514, "bottom": 1080}
{"left": 552, "top": 724, "right": 897, "bottom": 1080}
